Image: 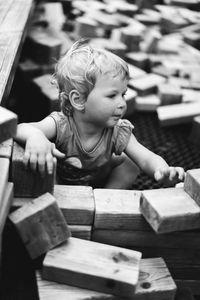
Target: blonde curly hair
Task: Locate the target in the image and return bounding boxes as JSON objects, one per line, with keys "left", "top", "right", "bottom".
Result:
{"left": 53, "top": 39, "right": 129, "bottom": 116}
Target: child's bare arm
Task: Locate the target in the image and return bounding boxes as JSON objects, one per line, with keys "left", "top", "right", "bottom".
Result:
{"left": 125, "top": 134, "right": 185, "bottom": 186}
{"left": 15, "top": 117, "right": 65, "bottom": 175}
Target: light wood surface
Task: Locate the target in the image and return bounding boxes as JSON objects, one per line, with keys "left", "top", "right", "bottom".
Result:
{"left": 42, "top": 237, "right": 142, "bottom": 298}
{"left": 38, "top": 257, "right": 176, "bottom": 300}
{"left": 184, "top": 169, "right": 200, "bottom": 206}
{"left": 0, "top": 107, "right": 17, "bottom": 143}
{"left": 140, "top": 187, "right": 200, "bottom": 233}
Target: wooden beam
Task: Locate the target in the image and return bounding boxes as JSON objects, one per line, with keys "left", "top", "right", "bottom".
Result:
{"left": 0, "top": 107, "right": 17, "bottom": 143}
{"left": 184, "top": 169, "right": 200, "bottom": 206}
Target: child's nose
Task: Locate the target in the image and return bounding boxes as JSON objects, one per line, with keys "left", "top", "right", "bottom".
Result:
{"left": 118, "top": 96, "right": 126, "bottom": 109}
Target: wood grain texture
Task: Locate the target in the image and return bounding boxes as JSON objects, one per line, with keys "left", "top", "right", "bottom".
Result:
{"left": 11, "top": 142, "right": 56, "bottom": 198}
{"left": 9, "top": 192, "right": 70, "bottom": 259}
{"left": 140, "top": 187, "right": 200, "bottom": 233}
{"left": 184, "top": 168, "right": 200, "bottom": 206}
{"left": 94, "top": 188, "right": 151, "bottom": 230}
{"left": 54, "top": 185, "right": 95, "bottom": 225}
{"left": 42, "top": 237, "right": 142, "bottom": 298}
{"left": 0, "top": 138, "right": 13, "bottom": 158}
{"left": 38, "top": 257, "right": 176, "bottom": 300}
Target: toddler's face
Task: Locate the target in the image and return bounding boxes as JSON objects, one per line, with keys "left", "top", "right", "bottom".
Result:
{"left": 84, "top": 74, "right": 128, "bottom": 128}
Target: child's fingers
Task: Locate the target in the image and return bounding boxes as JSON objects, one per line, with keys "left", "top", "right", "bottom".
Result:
{"left": 154, "top": 167, "right": 170, "bottom": 181}
{"left": 52, "top": 147, "right": 65, "bottom": 158}
{"left": 29, "top": 153, "right": 38, "bottom": 171}
{"left": 46, "top": 152, "right": 54, "bottom": 174}
{"left": 37, "top": 154, "right": 46, "bottom": 175}
{"left": 23, "top": 151, "right": 30, "bottom": 168}
{"left": 175, "top": 167, "right": 185, "bottom": 181}
{"left": 169, "top": 167, "right": 177, "bottom": 181}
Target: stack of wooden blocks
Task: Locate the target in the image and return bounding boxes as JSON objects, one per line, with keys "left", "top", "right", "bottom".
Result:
{"left": 8, "top": 141, "right": 200, "bottom": 299}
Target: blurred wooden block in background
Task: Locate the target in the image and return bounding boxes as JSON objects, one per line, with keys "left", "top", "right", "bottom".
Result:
{"left": 32, "top": 74, "right": 60, "bottom": 112}
{"left": 158, "top": 83, "right": 182, "bottom": 105}
{"left": 11, "top": 142, "right": 55, "bottom": 197}
{"left": 125, "top": 52, "right": 149, "bottom": 70}
{"left": 124, "top": 88, "right": 137, "bottom": 116}
{"left": 157, "top": 102, "right": 200, "bottom": 126}
{"left": 184, "top": 169, "right": 200, "bottom": 206}
{"left": 134, "top": 94, "right": 160, "bottom": 111}
{"left": 42, "top": 237, "right": 141, "bottom": 298}
{"left": 0, "top": 138, "right": 13, "bottom": 158}
{"left": 94, "top": 188, "right": 150, "bottom": 230}
{"left": 0, "top": 106, "right": 17, "bottom": 143}
{"left": 9, "top": 192, "right": 70, "bottom": 259}
{"left": 54, "top": 185, "right": 95, "bottom": 225}
{"left": 38, "top": 257, "right": 176, "bottom": 300}
{"left": 129, "top": 74, "right": 166, "bottom": 96}
{"left": 0, "top": 158, "right": 9, "bottom": 205}
{"left": 140, "top": 187, "right": 200, "bottom": 234}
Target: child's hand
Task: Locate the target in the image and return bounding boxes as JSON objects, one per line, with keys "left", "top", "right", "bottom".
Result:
{"left": 154, "top": 166, "right": 185, "bottom": 186}
{"left": 23, "top": 133, "right": 65, "bottom": 175}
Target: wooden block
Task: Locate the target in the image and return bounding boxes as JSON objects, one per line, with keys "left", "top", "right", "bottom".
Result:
{"left": 94, "top": 188, "right": 151, "bottom": 230}
{"left": 74, "top": 16, "right": 99, "bottom": 39}
{"left": 124, "top": 88, "right": 137, "bottom": 117}
{"left": 26, "top": 28, "right": 62, "bottom": 65}
{"left": 140, "top": 187, "right": 200, "bottom": 234}
{"left": 42, "top": 237, "right": 142, "bottom": 298}
{"left": 92, "top": 229, "right": 200, "bottom": 249}
{"left": 141, "top": 29, "right": 161, "bottom": 53}
{"left": 38, "top": 257, "right": 176, "bottom": 300}
{"left": 127, "top": 63, "right": 146, "bottom": 79}
{"left": 157, "top": 102, "right": 200, "bottom": 126}
{"left": 11, "top": 142, "right": 55, "bottom": 197}
{"left": 125, "top": 52, "right": 149, "bottom": 70}
{"left": 69, "top": 225, "right": 91, "bottom": 240}
{"left": 0, "top": 138, "right": 13, "bottom": 158}
{"left": 9, "top": 192, "right": 70, "bottom": 259}
{"left": 184, "top": 169, "right": 200, "bottom": 206}
{"left": 120, "top": 27, "right": 142, "bottom": 52}
{"left": 0, "top": 182, "right": 13, "bottom": 235}
{"left": 33, "top": 74, "right": 60, "bottom": 112}
{"left": 54, "top": 185, "right": 95, "bottom": 225}
{"left": 0, "top": 157, "right": 9, "bottom": 204}
{"left": 158, "top": 84, "right": 183, "bottom": 106}
{"left": 135, "top": 94, "right": 160, "bottom": 111}
{"left": 129, "top": 74, "right": 166, "bottom": 96}
{"left": 0, "top": 106, "right": 17, "bottom": 143}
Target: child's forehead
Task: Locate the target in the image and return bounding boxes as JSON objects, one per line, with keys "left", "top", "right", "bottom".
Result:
{"left": 94, "top": 73, "right": 128, "bottom": 89}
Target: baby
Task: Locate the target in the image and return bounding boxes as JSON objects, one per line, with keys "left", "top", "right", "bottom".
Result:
{"left": 16, "top": 39, "right": 185, "bottom": 189}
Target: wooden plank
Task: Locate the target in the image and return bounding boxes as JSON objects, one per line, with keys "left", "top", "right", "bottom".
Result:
{"left": 0, "top": 107, "right": 17, "bottom": 143}
{"left": 0, "top": 0, "right": 35, "bottom": 105}
{"left": 184, "top": 169, "right": 200, "bottom": 206}
{"left": 0, "top": 158, "right": 9, "bottom": 205}
{"left": 38, "top": 257, "right": 176, "bottom": 300}
{"left": 54, "top": 185, "right": 95, "bottom": 225}
{"left": 124, "top": 88, "right": 137, "bottom": 117}
{"left": 0, "top": 182, "right": 13, "bottom": 235}
{"left": 0, "top": 0, "right": 34, "bottom": 33}
{"left": 69, "top": 225, "right": 92, "bottom": 240}
{"left": 94, "top": 189, "right": 151, "bottom": 230}
{"left": 42, "top": 237, "right": 142, "bottom": 298}
{"left": 140, "top": 187, "right": 200, "bottom": 234}
{"left": 157, "top": 102, "right": 200, "bottom": 126}
{"left": 9, "top": 192, "right": 70, "bottom": 259}
{"left": 0, "top": 138, "right": 13, "bottom": 158}
{"left": 92, "top": 229, "right": 200, "bottom": 249}
{"left": 11, "top": 142, "right": 56, "bottom": 197}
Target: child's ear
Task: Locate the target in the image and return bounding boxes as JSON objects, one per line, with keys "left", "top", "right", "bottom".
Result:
{"left": 69, "top": 90, "right": 85, "bottom": 111}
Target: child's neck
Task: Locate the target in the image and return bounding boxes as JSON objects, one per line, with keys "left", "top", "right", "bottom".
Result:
{"left": 72, "top": 113, "right": 104, "bottom": 152}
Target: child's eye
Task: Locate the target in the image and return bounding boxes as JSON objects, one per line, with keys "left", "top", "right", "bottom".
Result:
{"left": 107, "top": 94, "right": 116, "bottom": 99}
